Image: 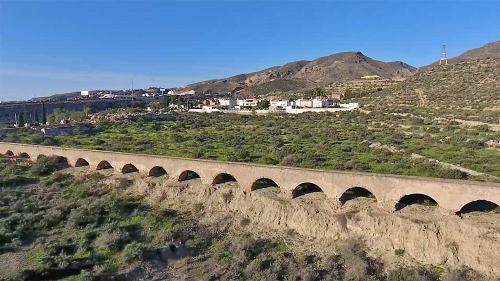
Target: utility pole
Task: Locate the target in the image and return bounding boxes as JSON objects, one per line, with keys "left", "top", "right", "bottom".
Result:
{"left": 439, "top": 45, "right": 448, "bottom": 65}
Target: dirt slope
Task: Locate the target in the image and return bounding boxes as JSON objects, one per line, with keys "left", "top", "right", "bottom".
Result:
{"left": 123, "top": 175, "right": 500, "bottom": 277}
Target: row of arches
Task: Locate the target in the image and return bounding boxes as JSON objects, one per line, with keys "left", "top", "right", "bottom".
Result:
{"left": 257, "top": 180, "right": 498, "bottom": 214}
{"left": 5, "top": 150, "right": 30, "bottom": 159}
{"left": 2, "top": 150, "right": 499, "bottom": 214}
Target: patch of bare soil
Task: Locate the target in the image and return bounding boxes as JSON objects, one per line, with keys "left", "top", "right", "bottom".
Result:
{"left": 453, "top": 119, "right": 500, "bottom": 132}
{"left": 0, "top": 251, "right": 33, "bottom": 280}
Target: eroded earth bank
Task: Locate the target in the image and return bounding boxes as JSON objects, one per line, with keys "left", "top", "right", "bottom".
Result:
{"left": 124, "top": 172, "right": 500, "bottom": 278}
{"left": 3, "top": 166, "right": 500, "bottom": 281}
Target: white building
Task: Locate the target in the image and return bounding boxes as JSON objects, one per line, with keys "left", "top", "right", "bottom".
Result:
{"left": 339, "top": 103, "right": 359, "bottom": 108}
{"left": 81, "top": 91, "right": 90, "bottom": 96}
{"left": 312, "top": 99, "right": 329, "bottom": 108}
{"left": 295, "top": 99, "right": 312, "bottom": 108}
{"left": 219, "top": 98, "right": 237, "bottom": 109}
{"left": 238, "top": 99, "right": 258, "bottom": 107}
{"left": 100, "top": 94, "right": 115, "bottom": 99}
{"left": 270, "top": 100, "right": 291, "bottom": 109}
{"left": 99, "top": 94, "right": 129, "bottom": 99}
{"left": 168, "top": 90, "right": 181, "bottom": 96}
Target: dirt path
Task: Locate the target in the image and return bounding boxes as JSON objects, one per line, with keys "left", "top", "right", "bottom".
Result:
{"left": 453, "top": 119, "right": 500, "bottom": 132}
{"left": 415, "top": 88, "right": 427, "bottom": 107}
{"left": 411, "top": 153, "right": 499, "bottom": 180}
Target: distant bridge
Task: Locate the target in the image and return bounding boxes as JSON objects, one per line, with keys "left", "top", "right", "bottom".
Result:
{"left": 1, "top": 142, "right": 499, "bottom": 214}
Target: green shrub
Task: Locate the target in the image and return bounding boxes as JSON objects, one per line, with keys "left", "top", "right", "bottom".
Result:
{"left": 94, "top": 229, "right": 130, "bottom": 251}
{"left": 395, "top": 249, "right": 405, "bottom": 256}
{"left": 31, "top": 155, "right": 67, "bottom": 176}
{"left": 122, "top": 241, "right": 145, "bottom": 262}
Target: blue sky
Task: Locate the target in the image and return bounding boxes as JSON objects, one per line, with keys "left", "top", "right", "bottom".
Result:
{"left": 0, "top": 0, "right": 499, "bottom": 101}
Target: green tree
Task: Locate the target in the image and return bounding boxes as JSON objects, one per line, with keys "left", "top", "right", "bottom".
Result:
{"left": 17, "top": 112, "right": 25, "bottom": 127}
{"left": 33, "top": 111, "right": 39, "bottom": 125}
{"left": 41, "top": 103, "right": 47, "bottom": 125}
{"left": 70, "top": 111, "right": 86, "bottom": 123}
{"left": 83, "top": 104, "right": 93, "bottom": 115}
{"left": 53, "top": 108, "right": 67, "bottom": 124}
{"left": 257, "top": 100, "right": 270, "bottom": 109}
{"left": 47, "top": 114, "right": 56, "bottom": 125}
{"left": 312, "top": 87, "right": 326, "bottom": 99}
{"left": 165, "top": 96, "right": 171, "bottom": 107}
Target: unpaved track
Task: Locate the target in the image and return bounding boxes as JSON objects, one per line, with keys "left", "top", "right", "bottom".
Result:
{"left": 416, "top": 88, "right": 427, "bottom": 107}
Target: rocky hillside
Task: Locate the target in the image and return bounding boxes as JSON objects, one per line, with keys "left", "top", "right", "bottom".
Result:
{"left": 384, "top": 58, "right": 500, "bottom": 111}
{"left": 352, "top": 57, "right": 500, "bottom": 119}
{"left": 454, "top": 40, "right": 500, "bottom": 61}
{"left": 182, "top": 52, "right": 417, "bottom": 96}
{"left": 421, "top": 40, "right": 500, "bottom": 71}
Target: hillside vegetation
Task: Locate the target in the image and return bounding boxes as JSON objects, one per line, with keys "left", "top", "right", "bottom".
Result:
{"left": 3, "top": 109, "right": 500, "bottom": 182}
{"left": 360, "top": 58, "right": 500, "bottom": 113}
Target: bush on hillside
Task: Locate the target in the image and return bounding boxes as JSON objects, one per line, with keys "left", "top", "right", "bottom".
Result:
{"left": 31, "top": 155, "right": 67, "bottom": 176}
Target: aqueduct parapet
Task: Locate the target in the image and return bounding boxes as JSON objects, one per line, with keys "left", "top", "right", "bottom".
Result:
{"left": 2, "top": 142, "right": 499, "bottom": 213}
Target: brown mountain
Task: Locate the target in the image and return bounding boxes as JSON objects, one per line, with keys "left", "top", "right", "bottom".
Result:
{"left": 420, "top": 40, "right": 500, "bottom": 71}
{"left": 182, "top": 52, "right": 417, "bottom": 96}
{"left": 359, "top": 57, "right": 500, "bottom": 112}
{"left": 340, "top": 40, "right": 500, "bottom": 113}
{"left": 454, "top": 40, "right": 500, "bottom": 61}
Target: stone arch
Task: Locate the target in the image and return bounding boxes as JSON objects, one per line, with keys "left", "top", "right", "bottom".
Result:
{"left": 457, "top": 200, "right": 500, "bottom": 214}
{"left": 178, "top": 170, "right": 201, "bottom": 182}
{"left": 339, "top": 187, "right": 376, "bottom": 204}
{"left": 122, "top": 164, "right": 139, "bottom": 174}
{"left": 149, "top": 166, "right": 167, "bottom": 177}
{"left": 292, "top": 182, "right": 323, "bottom": 198}
{"left": 251, "top": 178, "right": 279, "bottom": 191}
{"left": 36, "top": 154, "right": 47, "bottom": 161}
{"left": 396, "top": 193, "right": 438, "bottom": 211}
{"left": 55, "top": 156, "right": 70, "bottom": 168}
{"left": 212, "top": 173, "right": 237, "bottom": 185}
{"left": 18, "top": 152, "right": 30, "bottom": 159}
{"left": 5, "top": 150, "right": 14, "bottom": 156}
{"left": 75, "top": 158, "right": 90, "bottom": 167}
{"left": 96, "top": 160, "right": 113, "bottom": 170}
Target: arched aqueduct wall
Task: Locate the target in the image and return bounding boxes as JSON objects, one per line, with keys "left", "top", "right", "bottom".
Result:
{"left": 2, "top": 142, "right": 500, "bottom": 213}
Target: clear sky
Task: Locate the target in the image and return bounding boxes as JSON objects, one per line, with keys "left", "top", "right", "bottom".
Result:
{"left": 0, "top": 0, "right": 499, "bottom": 101}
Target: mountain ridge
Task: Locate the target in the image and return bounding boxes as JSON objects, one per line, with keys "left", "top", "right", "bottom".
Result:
{"left": 419, "top": 40, "right": 500, "bottom": 71}
{"left": 182, "top": 51, "right": 418, "bottom": 96}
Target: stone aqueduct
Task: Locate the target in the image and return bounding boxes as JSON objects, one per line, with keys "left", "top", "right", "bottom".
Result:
{"left": 2, "top": 142, "right": 500, "bottom": 213}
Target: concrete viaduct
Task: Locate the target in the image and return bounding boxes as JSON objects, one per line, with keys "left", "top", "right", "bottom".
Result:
{"left": 1, "top": 142, "right": 500, "bottom": 214}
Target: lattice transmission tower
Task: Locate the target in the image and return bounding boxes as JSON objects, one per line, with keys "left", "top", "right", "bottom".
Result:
{"left": 439, "top": 44, "right": 448, "bottom": 65}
